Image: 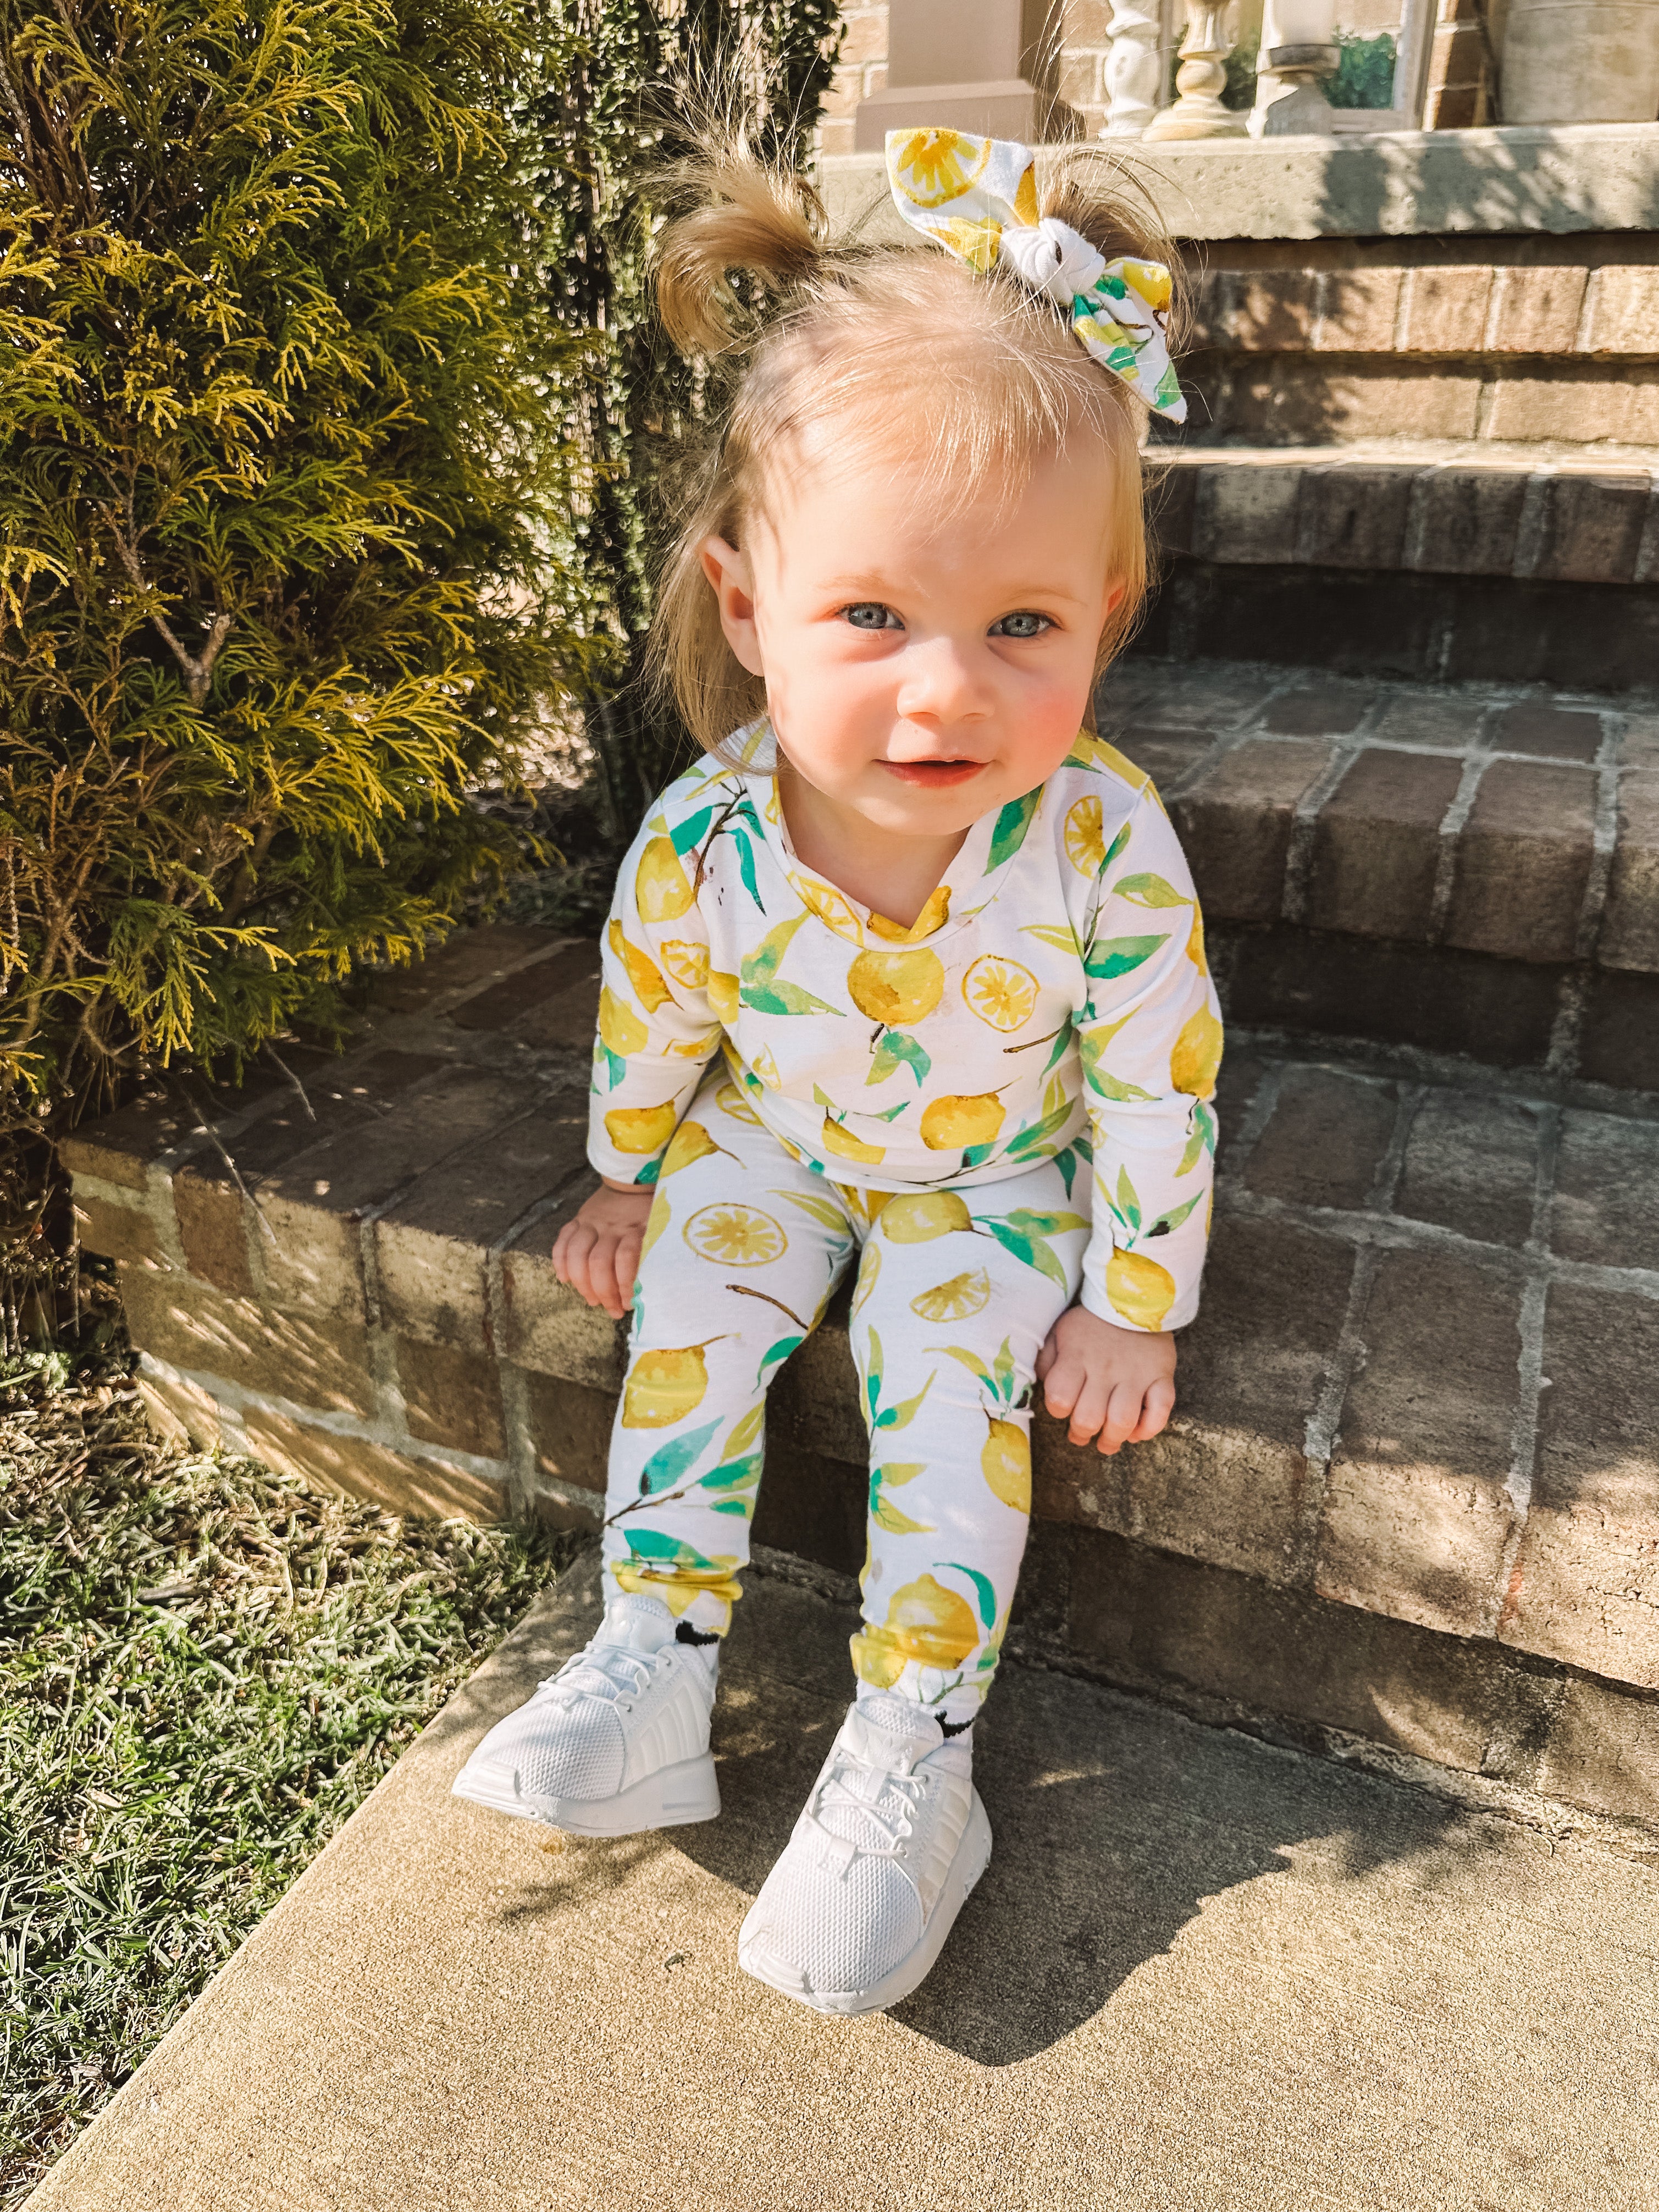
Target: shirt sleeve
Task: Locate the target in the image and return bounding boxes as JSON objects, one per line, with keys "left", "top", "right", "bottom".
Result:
{"left": 586, "top": 814, "right": 724, "bottom": 1185}
{"left": 1074, "top": 789, "right": 1221, "bottom": 1332}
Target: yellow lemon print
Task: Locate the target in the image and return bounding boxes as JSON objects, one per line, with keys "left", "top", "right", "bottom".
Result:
{"left": 920, "top": 1092, "right": 1005, "bottom": 1152}
{"left": 598, "top": 985, "right": 647, "bottom": 1057}
{"left": 607, "top": 920, "right": 670, "bottom": 1013}
{"left": 822, "top": 1115, "right": 886, "bottom": 1166}
{"left": 870, "top": 1574, "right": 980, "bottom": 1672}
{"left": 1185, "top": 907, "right": 1207, "bottom": 976}
{"left": 1064, "top": 795, "right": 1106, "bottom": 875}
{"left": 869, "top": 886, "right": 952, "bottom": 942}
{"left": 1122, "top": 257, "right": 1173, "bottom": 310}
{"left": 622, "top": 1340, "right": 723, "bottom": 1428}
{"left": 1170, "top": 1004, "right": 1224, "bottom": 1098}
{"left": 1107, "top": 1249, "right": 1176, "bottom": 1331}
{"left": 909, "top": 1268, "right": 991, "bottom": 1323}
{"left": 613, "top": 1557, "right": 742, "bottom": 1618}
{"left": 635, "top": 836, "right": 694, "bottom": 923}
{"left": 847, "top": 948, "right": 944, "bottom": 1026}
{"left": 982, "top": 1417, "right": 1031, "bottom": 1513}
{"left": 640, "top": 1193, "right": 672, "bottom": 1260}
{"left": 879, "top": 1191, "right": 973, "bottom": 1243}
{"left": 683, "top": 1204, "right": 787, "bottom": 1267}
{"left": 751, "top": 1045, "right": 781, "bottom": 1089}
{"left": 793, "top": 875, "right": 862, "bottom": 942}
{"left": 890, "top": 126, "right": 992, "bottom": 208}
{"left": 604, "top": 1102, "right": 678, "bottom": 1154}
{"left": 706, "top": 971, "right": 739, "bottom": 1025}
{"left": 962, "top": 954, "right": 1038, "bottom": 1032}
{"left": 716, "top": 1081, "right": 761, "bottom": 1125}
{"left": 660, "top": 939, "right": 710, "bottom": 989}
{"left": 660, "top": 1119, "right": 732, "bottom": 1178}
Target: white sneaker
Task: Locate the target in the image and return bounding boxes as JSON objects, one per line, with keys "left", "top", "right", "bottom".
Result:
{"left": 737, "top": 1692, "right": 992, "bottom": 2016}
{"left": 451, "top": 1592, "right": 720, "bottom": 1838}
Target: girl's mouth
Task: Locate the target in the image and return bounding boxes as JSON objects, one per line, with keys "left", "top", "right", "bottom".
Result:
{"left": 879, "top": 759, "right": 986, "bottom": 788}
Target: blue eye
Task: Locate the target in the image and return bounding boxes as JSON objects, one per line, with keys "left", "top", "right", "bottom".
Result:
{"left": 844, "top": 602, "right": 901, "bottom": 631}
{"left": 991, "top": 611, "right": 1052, "bottom": 639}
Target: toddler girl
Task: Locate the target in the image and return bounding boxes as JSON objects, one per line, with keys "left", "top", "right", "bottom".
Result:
{"left": 455, "top": 128, "right": 1221, "bottom": 2017}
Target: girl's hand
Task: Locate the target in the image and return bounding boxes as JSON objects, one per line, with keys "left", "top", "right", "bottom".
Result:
{"left": 552, "top": 1180, "right": 656, "bottom": 1321}
{"left": 1036, "top": 1306, "right": 1177, "bottom": 1456}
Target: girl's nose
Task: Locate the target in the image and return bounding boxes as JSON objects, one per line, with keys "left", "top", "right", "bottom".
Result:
{"left": 894, "top": 635, "right": 991, "bottom": 725}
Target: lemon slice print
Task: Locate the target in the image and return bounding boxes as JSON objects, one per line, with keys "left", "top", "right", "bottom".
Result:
{"left": 660, "top": 939, "right": 710, "bottom": 989}
{"left": 793, "top": 875, "right": 863, "bottom": 942}
{"left": 961, "top": 954, "right": 1038, "bottom": 1032}
{"left": 909, "top": 1268, "right": 991, "bottom": 1321}
{"left": 716, "top": 1081, "right": 762, "bottom": 1125}
{"left": 1064, "top": 795, "right": 1106, "bottom": 875}
{"left": 683, "top": 1204, "right": 788, "bottom": 1267}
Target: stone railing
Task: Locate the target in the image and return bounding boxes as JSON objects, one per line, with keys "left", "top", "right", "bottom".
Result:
{"left": 821, "top": 0, "right": 1659, "bottom": 156}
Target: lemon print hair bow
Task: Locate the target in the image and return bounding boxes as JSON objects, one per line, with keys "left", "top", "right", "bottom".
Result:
{"left": 885, "top": 128, "right": 1186, "bottom": 424}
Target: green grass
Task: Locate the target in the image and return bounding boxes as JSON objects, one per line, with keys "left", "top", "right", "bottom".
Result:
{"left": 0, "top": 1335, "right": 574, "bottom": 2206}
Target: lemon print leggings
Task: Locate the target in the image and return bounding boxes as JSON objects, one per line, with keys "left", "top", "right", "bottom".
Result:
{"left": 602, "top": 1071, "right": 1091, "bottom": 1724}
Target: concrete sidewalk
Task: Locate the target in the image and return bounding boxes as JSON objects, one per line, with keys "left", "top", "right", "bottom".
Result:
{"left": 29, "top": 1552, "right": 1657, "bottom": 2212}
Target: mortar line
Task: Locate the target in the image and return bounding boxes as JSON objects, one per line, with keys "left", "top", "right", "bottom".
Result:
{"left": 1213, "top": 1176, "right": 1659, "bottom": 1304}
{"left": 1289, "top": 1243, "right": 1378, "bottom": 1585}
{"left": 1427, "top": 704, "right": 1500, "bottom": 942}
{"left": 1151, "top": 670, "right": 1319, "bottom": 806}
{"left": 1364, "top": 1082, "right": 1425, "bottom": 1214}
{"left": 1280, "top": 697, "right": 1393, "bottom": 925}
{"left": 1543, "top": 967, "right": 1590, "bottom": 1081}
{"left": 1572, "top": 709, "right": 1627, "bottom": 964}
{"left": 1511, "top": 466, "right": 1557, "bottom": 580}
{"left": 1634, "top": 481, "right": 1659, "bottom": 587}
{"left": 1486, "top": 1103, "right": 1563, "bottom": 1639}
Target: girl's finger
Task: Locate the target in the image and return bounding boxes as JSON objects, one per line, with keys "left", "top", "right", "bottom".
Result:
{"left": 589, "top": 1238, "right": 628, "bottom": 1321}
{"left": 1042, "top": 1351, "right": 1085, "bottom": 1420}
{"left": 1066, "top": 1372, "right": 1111, "bottom": 1447}
{"left": 1132, "top": 1376, "right": 1177, "bottom": 1441}
{"left": 1034, "top": 1335, "right": 1056, "bottom": 1381}
{"left": 1099, "top": 1380, "right": 1144, "bottom": 1456}
{"left": 612, "top": 1226, "right": 644, "bottom": 1309}
{"left": 555, "top": 1220, "right": 593, "bottom": 1292}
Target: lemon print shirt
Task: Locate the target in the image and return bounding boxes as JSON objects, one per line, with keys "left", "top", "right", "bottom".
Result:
{"left": 589, "top": 723, "right": 1222, "bottom": 1334}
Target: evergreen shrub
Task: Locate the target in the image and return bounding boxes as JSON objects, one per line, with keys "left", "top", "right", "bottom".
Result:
{"left": 0, "top": 0, "right": 590, "bottom": 1299}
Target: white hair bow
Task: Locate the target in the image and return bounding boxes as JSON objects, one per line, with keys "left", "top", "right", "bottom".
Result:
{"left": 884, "top": 129, "right": 1186, "bottom": 424}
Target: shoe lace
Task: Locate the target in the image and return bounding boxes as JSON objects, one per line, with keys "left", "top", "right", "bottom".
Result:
{"left": 815, "top": 1745, "right": 929, "bottom": 1857}
{"left": 537, "top": 1643, "right": 662, "bottom": 1712}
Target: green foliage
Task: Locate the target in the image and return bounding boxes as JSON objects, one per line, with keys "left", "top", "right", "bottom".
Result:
{"left": 0, "top": 0, "right": 591, "bottom": 1184}
{"left": 1331, "top": 30, "right": 1398, "bottom": 109}
{"left": 0, "top": 1335, "right": 574, "bottom": 2203}
{"left": 522, "top": 0, "right": 844, "bottom": 849}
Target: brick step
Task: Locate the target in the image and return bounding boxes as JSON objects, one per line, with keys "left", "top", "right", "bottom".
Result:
{"left": 1180, "top": 249, "right": 1658, "bottom": 451}
{"left": 65, "top": 969, "right": 1659, "bottom": 1832}
{"left": 1106, "top": 657, "right": 1659, "bottom": 1088}
{"left": 1137, "top": 446, "right": 1659, "bottom": 692}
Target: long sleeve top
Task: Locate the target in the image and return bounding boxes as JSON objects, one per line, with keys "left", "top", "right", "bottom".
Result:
{"left": 587, "top": 721, "right": 1221, "bottom": 1332}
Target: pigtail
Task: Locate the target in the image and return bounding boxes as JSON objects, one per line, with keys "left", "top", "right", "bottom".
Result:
{"left": 654, "top": 153, "right": 828, "bottom": 357}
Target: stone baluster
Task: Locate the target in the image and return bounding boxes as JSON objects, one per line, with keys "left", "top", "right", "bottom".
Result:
{"left": 1249, "top": 0, "right": 1340, "bottom": 135}
{"left": 1102, "top": 0, "right": 1164, "bottom": 137}
{"left": 1143, "top": 2, "right": 1248, "bottom": 137}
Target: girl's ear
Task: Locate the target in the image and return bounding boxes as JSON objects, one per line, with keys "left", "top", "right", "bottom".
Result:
{"left": 1104, "top": 579, "right": 1127, "bottom": 618}
{"left": 698, "top": 535, "right": 765, "bottom": 677}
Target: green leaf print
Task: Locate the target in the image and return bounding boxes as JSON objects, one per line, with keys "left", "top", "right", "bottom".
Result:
{"left": 711, "top": 1498, "right": 752, "bottom": 1516}
{"left": 997, "top": 1208, "right": 1090, "bottom": 1238}
{"left": 943, "top": 1562, "right": 999, "bottom": 1633}
{"left": 740, "top": 917, "right": 843, "bottom": 1018}
{"left": 1150, "top": 1191, "right": 1207, "bottom": 1237}
{"left": 873, "top": 1495, "right": 932, "bottom": 1535}
{"left": 1083, "top": 934, "right": 1168, "bottom": 982}
{"left": 1102, "top": 821, "right": 1133, "bottom": 874}
{"left": 867, "top": 1030, "right": 932, "bottom": 1088}
{"left": 863, "top": 1328, "right": 885, "bottom": 1424}
{"left": 1021, "top": 922, "right": 1083, "bottom": 958}
{"left": 932, "top": 1345, "right": 997, "bottom": 1394}
{"left": 757, "top": 1334, "right": 803, "bottom": 1383}
{"left": 733, "top": 831, "right": 763, "bottom": 911}
{"left": 1003, "top": 1098, "right": 1074, "bottom": 1158}
{"left": 1116, "top": 1168, "right": 1142, "bottom": 1235}
{"left": 987, "top": 787, "right": 1042, "bottom": 870}
{"left": 877, "top": 1461, "right": 925, "bottom": 1486}
{"left": 638, "top": 1419, "right": 722, "bottom": 1497}
{"left": 1114, "top": 872, "right": 1189, "bottom": 909}
{"left": 625, "top": 1530, "right": 723, "bottom": 1568}
{"left": 1176, "top": 1098, "right": 1218, "bottom": 1177}
{"left": 725, "top": 1403, "right": 766, "bottom": 1458}
{"left": 670, "top": 807, "right": 716, "bottom": 856}
{"left": 875, "top": 1374, "right": 934, "bottom": 1431}
{"left": 1080, "top": 1028, "right": 1155, "bottom": 1104}
{"left": 701, "top": 1452, "right": 762, "bottom": 1491}
{"left": 975, "top": 1220, "right": 1070, "bottom": 1287}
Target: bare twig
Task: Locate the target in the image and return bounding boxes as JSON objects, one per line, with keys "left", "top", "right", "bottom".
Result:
{"left": 263, "top": 1046, "right": 315, "bottom": 1122}
{"left": 98, "top": 506, "right": 231, "bottom": 706}
{"left": 0, "top": 50, "right": 32, "bottom": 166}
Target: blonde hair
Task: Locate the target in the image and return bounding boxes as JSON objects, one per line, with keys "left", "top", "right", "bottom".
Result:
{"left": 648, "top": 146, "right": 1187, "bottom": 758}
